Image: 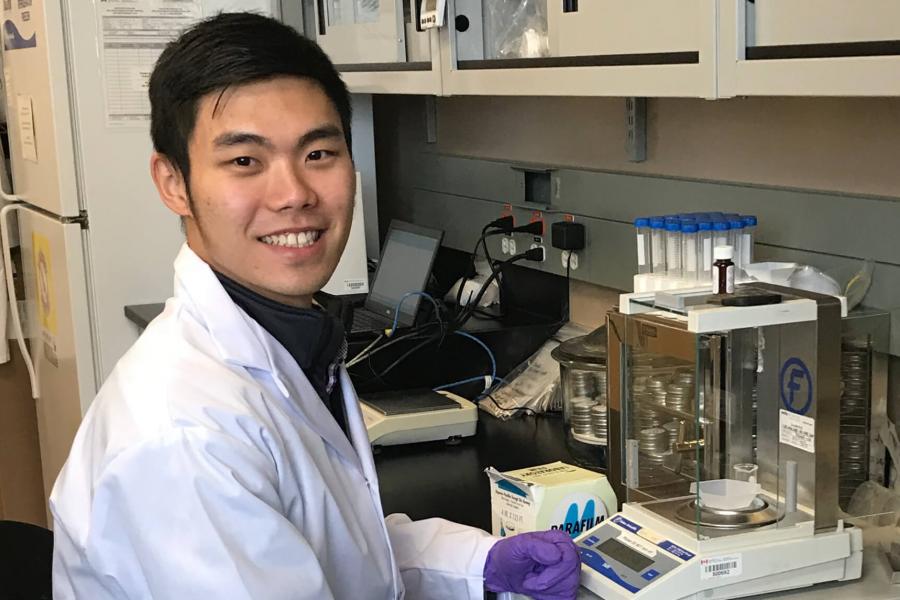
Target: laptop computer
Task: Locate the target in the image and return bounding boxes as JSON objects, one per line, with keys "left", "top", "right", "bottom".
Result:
{"left": 350, "top": 220, "right": 444, "bottom": 334}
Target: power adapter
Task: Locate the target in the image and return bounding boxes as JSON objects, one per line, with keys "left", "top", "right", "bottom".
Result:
{"left": 551, "top": 221, "right": 585, "bottom": 251}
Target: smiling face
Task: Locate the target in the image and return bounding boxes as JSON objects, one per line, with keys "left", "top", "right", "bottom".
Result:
{"left": 151, "top": 76, "right": 355, "bottom": 307}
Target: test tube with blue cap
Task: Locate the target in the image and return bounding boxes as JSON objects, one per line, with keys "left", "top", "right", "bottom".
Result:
{"left": 634, "top": 218, "right": 652, "bottom": 275}
{"left": 665, "top": 220, "right": 683, "bottom": 279}
{"left": 712, "top": 220, "right": 730, "bottom": 250}
{"left": 728, "top": 217, "right": 745, "bottom": 273}
{"left": 649, "top": 217, "right": 666, "bottom": 274}
{"left": 681, "top": 222, "right": 699, "bottom": 282}
{"left": 741, "top": 215, "right": 757, "bottom": 264}
{"left": 698, "top": 220, "right": 713, "bottom": 281}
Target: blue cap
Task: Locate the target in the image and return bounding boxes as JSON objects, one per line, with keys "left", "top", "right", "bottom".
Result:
{"left": 742, "top": 215, "right": 758, "bottom": 227}
{"left": 713, "top": 221, "right": 730, "bottom": 231}
{"left": 697, "top": 221, "right": 712, "bottom": 231}
{"left": 679, "top": 216, "right": 696, "bottom": 223}
{"left": 649, "top": 217, "right": 666, "bottom": 228}
{"left": 729, "top": 218, "right": 745, "bottom": 229}
{"left": 665, "top": 216, "right": 679, "bottom": 225}
{"left": 666, "top": 222, "right": 681, "bottom": 232}
{"left": 677, "top": 213, "right": 695, "bottom": 219}
{"left": 681, "top": 223, "right": 698, "bottom": 233}
{"left": 634, "top": 217, "right": 650, "bottom": 228}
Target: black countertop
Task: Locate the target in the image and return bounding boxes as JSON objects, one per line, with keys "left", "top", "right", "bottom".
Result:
{"left": 374, "top": 412, "right": 576, "bottom": 532}
{"left": 124, "top": 303, "right": 165, "bottom": 329}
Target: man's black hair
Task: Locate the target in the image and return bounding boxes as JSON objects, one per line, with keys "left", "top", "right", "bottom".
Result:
{"left": 149, "top": 12, "right": 351, "bottom": 183}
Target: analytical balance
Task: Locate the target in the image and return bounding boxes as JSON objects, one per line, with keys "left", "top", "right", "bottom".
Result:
{"left": 575, "top": 284, "right": 887, "bottom": 600}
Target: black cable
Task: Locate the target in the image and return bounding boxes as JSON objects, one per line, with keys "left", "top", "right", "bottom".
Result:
{"left": 372, "top": 333, "right": 443, "bottom": 380}
{"left": 455, "top": 219, "right": 542, "bottom": 315}
{"left": 484, "top": 392, "right": 537, "bottom": 416}
{"left": 454, "top": 248, "right": 543, "bottom": 330}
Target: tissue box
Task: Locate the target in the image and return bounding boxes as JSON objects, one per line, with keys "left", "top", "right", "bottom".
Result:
{"left": 487, "top": 461, "right": 618, "bottom": 539}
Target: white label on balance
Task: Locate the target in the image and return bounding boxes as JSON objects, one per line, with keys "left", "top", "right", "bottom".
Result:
{"left": 779, "top": 409, "right": 815, "bottom": 453}
{"left": 700, "top": 554, "right": 742, "bottom": 580}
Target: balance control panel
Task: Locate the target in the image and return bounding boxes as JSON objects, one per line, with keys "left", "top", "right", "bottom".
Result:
{"left": 578, "top": 515, "right": 694, "bottom": 594}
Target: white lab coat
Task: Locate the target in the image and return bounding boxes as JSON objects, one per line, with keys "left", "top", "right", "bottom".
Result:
{"left": 50, "top": 244, "right": 497, "bottom": 600}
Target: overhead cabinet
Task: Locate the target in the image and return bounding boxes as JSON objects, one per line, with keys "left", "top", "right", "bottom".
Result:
{"left": 315, "top": 0, "right": 443, "bottom": 94}
{"left": 317, "top": 0, "right": 900, "bottom": 98}
{"left": 718, "top": 0, "right": 900, "bottom": 96}
{"left": 440, "top": 0, "right": 718, "bottom": 98}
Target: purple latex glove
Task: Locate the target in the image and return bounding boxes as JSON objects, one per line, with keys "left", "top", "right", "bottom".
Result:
{"left": 483, "top": 530, "right": 581, "bottom": 600}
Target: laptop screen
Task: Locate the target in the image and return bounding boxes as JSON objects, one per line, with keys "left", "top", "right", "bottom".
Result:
{"left": 367, "top": 223, "right": 442, "bottom": 325}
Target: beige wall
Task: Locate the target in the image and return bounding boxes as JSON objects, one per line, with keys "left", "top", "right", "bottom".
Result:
{"left": 434, "top": 96, "right": 900, "bottom": 199}
{"left": 569, "top": 280, "right": 620, "bottom": 330}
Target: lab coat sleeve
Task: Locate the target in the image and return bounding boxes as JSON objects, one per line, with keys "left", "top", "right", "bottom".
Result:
{"left": 385, "top": 513, "right": 498, "bottom": 600}
{"left": 60, "top": 427, "right": 335, "bottom": 600}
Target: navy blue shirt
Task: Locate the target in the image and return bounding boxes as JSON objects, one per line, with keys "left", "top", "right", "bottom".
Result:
{"left": 214, "top": 271, "right": 348, "bottom": 435}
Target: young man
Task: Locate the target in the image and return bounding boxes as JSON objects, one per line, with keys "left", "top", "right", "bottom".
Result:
{"left": 49, "top": 12, "right": 580, "bottom": 600}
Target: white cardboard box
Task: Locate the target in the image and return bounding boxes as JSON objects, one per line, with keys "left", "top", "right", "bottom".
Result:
{"left": 487, "top": 461, "right": 618, "bottom": 539}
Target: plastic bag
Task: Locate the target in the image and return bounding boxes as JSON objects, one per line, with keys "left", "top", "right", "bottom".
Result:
{"left": 825, "top": 259, "right": 875, "bottom": 312}
{"left": 479, "top": 322, "right": 589, "bottom": 420}
{"left": 486, "top": 0, "right": 549, "bottom": 59}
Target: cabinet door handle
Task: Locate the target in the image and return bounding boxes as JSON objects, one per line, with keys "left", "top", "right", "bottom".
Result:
{"left": 316, "top": 0, "right": 327, "bottom": 35}
{"left": 414, "top": 0, "right": 424, "bottom": 32}
{"left": 563, "top": 0, "right": 578, "bottom": 13}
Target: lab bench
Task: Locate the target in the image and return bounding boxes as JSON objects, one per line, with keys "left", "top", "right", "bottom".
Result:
{"left": 124, "top": 304, "right": 897, "bottom": 599}
{"left": 374, "top": 411, "right": 899, "bottom": 600}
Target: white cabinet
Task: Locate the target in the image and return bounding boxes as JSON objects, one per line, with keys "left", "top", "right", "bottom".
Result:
{"left": 718, "top": 0, "right": 900, "bottom": 97}
{"left": 309, "top": 0, "right": 900, "bottom": 98}
{"left": 313, "top": 0, "right": 443, "bottom": 94}
{"left": 440, "top": 0, "right": 717, "bottom": 98}
{"left": 314, "top": 0, "right": 406, "bottom": 63}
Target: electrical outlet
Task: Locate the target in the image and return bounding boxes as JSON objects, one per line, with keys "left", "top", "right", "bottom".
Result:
{"left": 508, "top": 238, "right": 517, "bottom": 255}
{"left": 529, "top": 243, "right": 545, "bottom": 262}
{"left": 501, "top": 236, "right": 509, "bottom": 255}
{"left": 561, "top": 250, "right": 579, "bottom": 270}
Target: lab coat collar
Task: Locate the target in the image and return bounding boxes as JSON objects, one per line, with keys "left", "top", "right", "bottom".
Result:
{"left": 173, "top": 244, "right": 362, "bottom": 470}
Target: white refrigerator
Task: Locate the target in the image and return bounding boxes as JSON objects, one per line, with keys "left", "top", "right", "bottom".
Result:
{"left": 0, "top": 0, "right": 276, "bottom": 502}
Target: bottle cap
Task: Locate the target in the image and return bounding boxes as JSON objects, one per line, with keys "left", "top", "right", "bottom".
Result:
{"left": 714, "top": 245, "right": 734, "bottom": 260}
{"left": 729, "top": 218, "right": 745, "bottom": 229}
{"left": 681, "top": 223, "right": 698, "bottom": 233}
{"left": 649, "top": 217, "right": 666, "bottom": 228}
{"left": 713, "top": 221, "right": 730, "bottom": 231}
{"left": 742, "top": 215, "right": 758, "bottom": 227}
{"left": 666, "top": 222, "right": 681, "bottom": 232}
{"left": 697, "top": 221, "right": 712, "bottom": 231}
{"left": 634, "top": 217, "right": 650, "bottom": 227}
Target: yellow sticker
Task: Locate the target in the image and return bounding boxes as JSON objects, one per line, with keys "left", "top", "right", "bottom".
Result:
{"left": 32, "top": 232, "right": 57, "bottom": 335}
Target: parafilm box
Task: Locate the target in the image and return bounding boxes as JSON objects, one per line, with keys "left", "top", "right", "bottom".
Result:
{"left": 486, "top": 461, "right": 618, "bottom": 539}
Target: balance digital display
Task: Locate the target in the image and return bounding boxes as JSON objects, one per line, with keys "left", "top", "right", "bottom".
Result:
{"left": 597, "top": 538, "right": 654, "bottom": 572}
